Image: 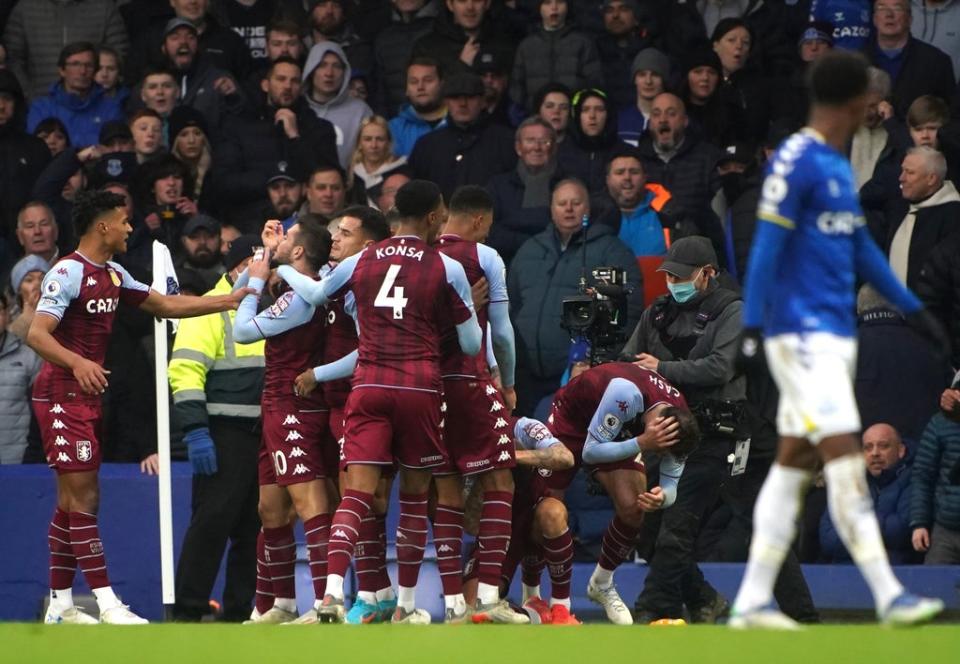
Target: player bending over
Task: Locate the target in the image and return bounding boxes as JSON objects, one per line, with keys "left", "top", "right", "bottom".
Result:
{"left": 545, "top": 363, "right": 699, "bottom": 624}
{"left": 731, "top": 50, "right": 948, "bottom": 629}
{"left": 29, "top": 191, "right": 253, "bottom": 624}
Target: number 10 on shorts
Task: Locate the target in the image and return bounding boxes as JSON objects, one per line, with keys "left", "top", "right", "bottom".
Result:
{"left": 375, "top": 264, "right": 408, "bottom": 319}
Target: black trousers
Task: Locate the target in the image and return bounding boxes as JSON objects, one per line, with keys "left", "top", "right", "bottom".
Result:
{"left": 174, "top": 416, "right": 260, "bottom": 621}
{"left": 635, "top": 437, "right": 728, "bottom": 618}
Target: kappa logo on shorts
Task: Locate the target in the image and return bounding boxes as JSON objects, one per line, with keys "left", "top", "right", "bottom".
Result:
{"left": 485, "top": 385, "right": 497, "bottom": 396}
{"left": 54, "top": 435, "right": 69, "bottom": 447}
{"left": 494, "top": 417, "right": 508, "bottom": 429}
{"left": 332, "top": 529, "right": 348, "bottom": 540}
{"left": 56, "top": 452, "right": 72, "bottom": 463}
{"left": 290, "top": 446, "right": 306, "bottom": 458}
{"left": 283, "top": 414, "right": 300, "bottom": 425}
{"left": 497, "top": 435, "right": 511, "bottom": 446}
{"left": 49, "top": 403, "right": 65, "bottom": 414}
{"left": 490, "top": 401, "right": 503, "bottom": 412}
{"left": 285, "top": 430, "right": 304, "bottom": 442}
{"left": 76, "top": 440, "right": 92, "bottom": 462}
{"left": 437, "top": 544, "right": 454, "bottom": 553}
{"left": 52, "top": 419, "right": 66, "bottom": 430}
{"left": 497, "top": 451, "right": 511, "bottom": 462}
{"left": 292, "top": 464, "right": 309, "bottom": 475}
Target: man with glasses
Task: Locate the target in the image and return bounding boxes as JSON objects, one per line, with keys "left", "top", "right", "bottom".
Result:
{"left": 867, "top": 0, "right": 955, "bottom": 118}
{"left": 27, "top": 42, "right": 125, "bottom": 148}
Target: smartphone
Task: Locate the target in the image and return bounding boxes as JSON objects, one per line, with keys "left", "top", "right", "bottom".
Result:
{"left": 253, "top": 246, "right": 265, "bottom": 262}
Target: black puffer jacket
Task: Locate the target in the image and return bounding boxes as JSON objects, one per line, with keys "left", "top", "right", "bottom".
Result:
{"left": 509, "top": 24, "right": 604, "bottom": 112}
{"left": 372, "top": 1, "right": 439, "bottom": 115}
{"left": 408, "top": 117, "right": 516, "bottom": 202}
{"left": 213, "top": 94, "right": 338, "bottom": 223}
{"left": 918, "top": 230, "right": 960, "bottom": 368}
{"left": 0, "top": 69, "right": 50, "bottom": 241}
{"left": 411, "top": 10, "right": 515, "bottom": 78}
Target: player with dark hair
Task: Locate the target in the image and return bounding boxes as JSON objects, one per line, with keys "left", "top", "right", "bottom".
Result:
{"left": 230, "top": 217, "right": 333, "bottom": 624}
{"left": 431, "top": 184, "right": 526, "bottom": 623}
{"left": 732, "top": 50, "right": 947, "bottom": 628}
{"left": 29, "top": 190, "right": 253, "bottom": 624}
{"left": 293, "top": 205, "right": 397, "bottom": 624}
{"left": 278, "top": 181, "right": 482, "bottom": 623}
{"left": 542, "top": 363, "right": 698, "bottom": 625}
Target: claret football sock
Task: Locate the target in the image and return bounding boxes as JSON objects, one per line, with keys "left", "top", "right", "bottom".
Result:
{"left": 824, "top": 455, "right": 903, "bottom": 613}
{"left": 304, "top": 514, "right": 331, "bottom": 601}
{"left": 433, "top": 504, "right": 465, "bottom": 597}
{"left": 477, "top": 491, "right": 513, "bottom": 597}
{"left": 396, "top": 492, "right": 429, "bottom": 596}
{"left": 48, "top": 508, "right": 76, "bottom": 598}
{"left": 263, "top": 524, "right": 297, "bottom": 605}
{"left": 374, "top": 513, "right": 392, "bottom": 594}
{"left": 733, "top": 463, "right": 810, "bottom": 612}
{"left": 543, "top": 528, "right": 574, "bottom": 607}
{"left": 327, "top": 489, "right": 374, "bottom": 599}
{"left": 69, "top": 512, "right": 110, "bottom": 592}
{"left": 254, "top": 529, "right": 275, "bottom": 615}
{"left": 596, "top": 515, "right": 640, "bottom": 582}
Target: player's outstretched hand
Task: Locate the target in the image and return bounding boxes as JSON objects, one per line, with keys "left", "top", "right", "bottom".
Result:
{"left": 226, "top": 287, "right": 258, "bottom": 310}
{"left": 73, "top": 358, "right": 110, "bottom": 394}
{"left": 735, "top": 327, "right": 765, "bottom": 373}
{"left": 185, "top": 428, "right": 217, "bottom": 475}
{"left": 637, "top": 487, "right": 665, "bottom": 512}
{"left": 905, "top": 309, "right": 951, "bottom": 358}
{"left": 248, "top": 246, "right": 271, "bottom": 281}
{"left": 637, "top": 415, "right": 679, "bottom": 451}
{"left": 294, "top": 369, "right": 318, "bottom": 397}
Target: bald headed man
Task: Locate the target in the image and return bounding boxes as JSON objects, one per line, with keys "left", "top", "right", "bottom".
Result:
{"left": 862, "top": 423, "right": 906, "bottom": 477}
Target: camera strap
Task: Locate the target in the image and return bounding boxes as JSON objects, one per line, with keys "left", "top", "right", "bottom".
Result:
{"left": 651, "top": 288, "right": 742, "bottom": 360}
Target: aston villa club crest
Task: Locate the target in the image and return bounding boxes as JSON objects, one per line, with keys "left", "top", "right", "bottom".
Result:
{"left": 76, "top": 440, "right": 92, "bottom": 462}
{"left": 107, "top": 268, "right": 121, "bottom": 287}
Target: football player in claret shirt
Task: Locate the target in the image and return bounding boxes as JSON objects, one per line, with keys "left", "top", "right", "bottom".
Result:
{"left": 545, "top": 362, "right": 700, "bottom": 625}
{"left": 28, "top": 190, "right": 253, "bottom": 624}
{"left": 231, "top": 216, "right": 334, "bottom": 624}
{"left": 731, "top": 51, "right": 947, "bottom": 629}
{"left": 278, "top": 180, "right": 482, "bottom": 623}
{"left": 432, "top": 185, "right": 527, "bottom": 624}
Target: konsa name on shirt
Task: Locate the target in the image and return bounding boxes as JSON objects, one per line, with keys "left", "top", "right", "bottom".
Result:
{"left": 375, "top": 245, "right": 424, "bottom": 261}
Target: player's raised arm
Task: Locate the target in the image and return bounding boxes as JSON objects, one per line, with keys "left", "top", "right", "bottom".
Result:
{"left": 233, "top": 249, "right": 317, "bottom": 343}
{"left": 440, "top": 253, "right": 482, "bottom": 356}
{"left": 276, "top": 250, "right": 360, "bottom": 307}
{"left": 513, "top": 417, "right": 575, "bottom": 470}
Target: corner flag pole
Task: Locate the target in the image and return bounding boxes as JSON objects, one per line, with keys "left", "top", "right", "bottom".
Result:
{"left": 151, "top": 241, "right": 177, "bottom": 619}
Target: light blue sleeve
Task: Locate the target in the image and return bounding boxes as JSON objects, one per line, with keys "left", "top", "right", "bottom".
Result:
{"left": 232, "top": 268, "right": 250, "bottom": 292}
{"left": 488, "top": 300, "right": 516, "bottom": 388}
{"left": 514, "top": 417, "right": 562, "bottom": 451}
{"left": 658, "top": 455, "right": 686, "bottom": 508}
{"left": 485, "top": 324, "right": 497, "bottom": 372}
{"left": 233, "top": 277, "right": 317, "bottom": 343}
{"left": 36, "top": 259, "right": 83, "bottom": 321}
{"left": 440, "top": 253, "right": 482, "bottom": 356}
{"left": 313, "top": 349, "right": 359, "bottom": 382}
{"left": 108, "top": 261, "right": 152, "bottom": 295}
{"left": 277, "top": 251, "right": 360, "bottom": 306}
{"left": 478, "top": 244, "right": 509, "bottom": 305}
{"left": 581, "top": 378, "right": 645, "bottom": 464}
{"left": 853, "top": 224, "right": 922, "bottom": 314}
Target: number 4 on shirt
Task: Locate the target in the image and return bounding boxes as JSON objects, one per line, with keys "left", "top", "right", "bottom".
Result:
{"left": 375, "top": 264, "right": 408, "bottom": 319}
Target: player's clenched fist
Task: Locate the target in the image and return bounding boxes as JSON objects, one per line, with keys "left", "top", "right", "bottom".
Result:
{"left": 637, "top": 486, "right": 665, "bottom": 512}
{"left": 294, "top": 369, "right": 318, "bottom": 397}
{"left": 73, "top": 358, "right": 110, "bottom": 394}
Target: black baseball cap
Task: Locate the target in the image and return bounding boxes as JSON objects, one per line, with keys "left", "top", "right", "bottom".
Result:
{"left": 267, "top": 159, "right": 303, "bottom": 185}
{"left": 164, "top": 17, "right": 198, "bottom": 37}
{"left": 717, "top": 142, "right": 754, "bottom": 167}
{"left": 224, "top": 234, "right": 261, "bottom": 271}
{"left": 474, "top": 48, "right": 509, "bottom": 75}
{"left": 182, "top": 213, "right": 220, "bottom": 236}
{"left": 657, "top": 236, "right": 718, "bottom": 279}
{"left": 441, "top": 72, "right": 485, "bottom": 98}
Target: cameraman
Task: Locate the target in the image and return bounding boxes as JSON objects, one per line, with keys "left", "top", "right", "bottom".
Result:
{"left": 622, "top": 236, "right": 743, "bottom": 623}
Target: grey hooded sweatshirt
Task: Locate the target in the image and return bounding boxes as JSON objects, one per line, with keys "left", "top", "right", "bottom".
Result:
{"left": 302, "top": 41, "right": 373, "bottom": 169}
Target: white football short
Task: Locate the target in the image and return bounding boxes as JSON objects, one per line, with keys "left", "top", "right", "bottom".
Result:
{"left": 764, "top": 332, "right": 860, "bottom": 443}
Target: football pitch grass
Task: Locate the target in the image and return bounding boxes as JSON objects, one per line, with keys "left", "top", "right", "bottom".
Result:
{"left": 3, "top": 623, "right": 958, "bottom": 663}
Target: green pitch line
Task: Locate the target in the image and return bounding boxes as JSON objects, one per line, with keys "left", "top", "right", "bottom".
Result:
{"left": 3, "top": 624, "right": 958, "bottom": 663}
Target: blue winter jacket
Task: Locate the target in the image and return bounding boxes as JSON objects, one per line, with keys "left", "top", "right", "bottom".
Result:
{"left": 910, "top": 412, "right": 960, "bottom": 532}
{"left": 27, "top": 82, "right": 124, "bottom": 148}
{"left": 820, "top": 458, "right": 916, "bottom": 563}
{"left": 389, "top": 103, "right": 447, "bottom": 157}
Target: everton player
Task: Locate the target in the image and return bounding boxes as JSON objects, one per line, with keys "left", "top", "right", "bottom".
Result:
{"left": 232, "top": 217, "right": 334, "bottom": 624}
{"left": 433, "top": 186, "right": 526, "bottom": 624}
{"left": 278, "top": 181, "right": 482, "bottom": 624}
{"left": 29, "top": 190, "right": 252, "bottom": 624}
{"left": 731, "top": 51, "right": 947, "bottom": 628}
{"left": 545, "top": 362, "right": 700, "bottom": 624}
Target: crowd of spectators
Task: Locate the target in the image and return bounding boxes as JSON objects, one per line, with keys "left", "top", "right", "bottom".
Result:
{"left": 2, "top": 0, "right": 960, "bottom": 570}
